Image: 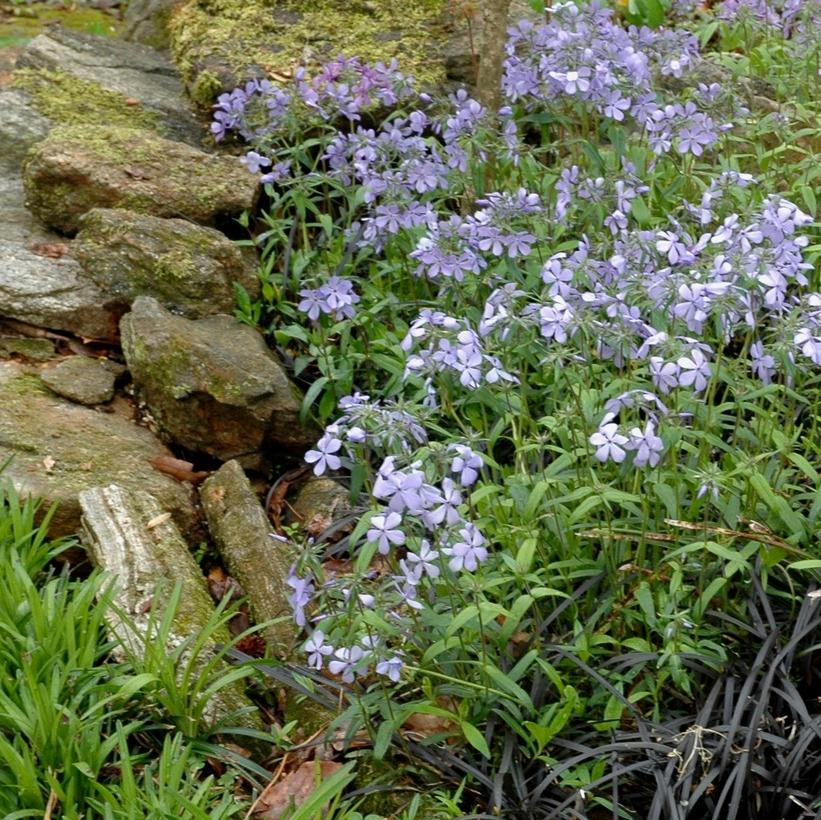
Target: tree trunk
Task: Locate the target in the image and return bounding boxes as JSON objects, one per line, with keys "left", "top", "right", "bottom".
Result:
{"left": 475, "top": 0, "right": 512, "bottom": 113}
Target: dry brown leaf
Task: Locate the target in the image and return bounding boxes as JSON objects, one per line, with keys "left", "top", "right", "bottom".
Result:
{"left": 149, "top": 455, "right": 211, "bottom": 485}
{"left": 253, "top": 761, "right": 342, "bottom": 819}
{"left": 28, "top": 241, "right": 69, "bottom": 259}
{"left": 265, "top": 466, "right": 309, "bottom": 530}
{"left": 146, "top": 512, "right": 172, "bottom": 530}
{"left": 401, "top": 696, "right": 458, "bottom": 739}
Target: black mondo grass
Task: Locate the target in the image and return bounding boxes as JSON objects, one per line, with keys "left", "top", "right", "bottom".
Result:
{"left": 433, "top": 568, "right": 821, "bottom": 820}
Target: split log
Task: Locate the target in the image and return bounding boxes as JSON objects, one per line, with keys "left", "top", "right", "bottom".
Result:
{"left": 200, "top": 460, "right": 298, "bottom": 657}
{"left": 79, "top": 483, "right": 262, "bottom": 731}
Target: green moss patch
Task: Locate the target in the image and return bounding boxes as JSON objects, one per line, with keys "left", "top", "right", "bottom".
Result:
{"left": 11, "top": 68, "right": 162, "bottom": 131}
{"left": 0, "top": 4, "right": 121, "bottom": 49}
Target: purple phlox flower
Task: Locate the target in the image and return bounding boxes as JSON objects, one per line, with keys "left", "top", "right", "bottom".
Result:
{"left": 422, "top": 478, "right": 463, "bottom": 528}
{"left": 450, "top": 445, "right": 482, "bottom": 487}
{"left": 656, "top": 230, "right": 691, "bottom": 265}
{"left": 442, "top": 523, "right": 488, "bottom": 572}
{"left": 605, "top": 210, "right": 629, "bottom": 236}
{"left": 600, "top": 90, "right": 631, "bottom": 121}
{"left": 305, "top": 430, "right": 343, "bottom": 476}
{"left": 531, "top": 295, "right": 575, "bottom": 343}
{"left": 795, "top": 328, "right": 821, "bottom": 365}
{"left": 304, "top": 630, "right": 334, "bottom": 670}
{"left": 550, "top": 67, "right": 591, "bottom": 95}
{"left": 260, "top": 160, "right": 292, "bottom": 185}
{"left": 297, "top": 287, "right": 329, "bottom": 321}
{"left": 366, "top": 511, "right": 406, "bottom": 555}
{"left": 376, "top": 655, "right": 404, "bottom": 683}
{"left": 677, "top": 348, "right": 712, "bottom": 391}
{"left": 541, "top": 254, "right": 575, "bottom": 295}
{"left": 241, "top": 151, "right": 271, "bottom": 175}
{"left": 590, "top": 422, "right": 629, "bottom": 464}
{"left": 323, "top": 276, "right": 361, "bottom": 320}
{"left": 328, "top": 645, "right": 366, "bottom": 683}
{"left": 626, "top": 421, "right": 664, "bottom": 468}
{"left": 402, "top": 539, "right": 441, "bottom": 580}
{"left": 673, "top": 282, "right": 729, "bottom": 333}
{"left": 287, "top": 568, "right": 314, "bottom": 627}
{"left": 749, "top": 340, "right": 776, "bottom": 384}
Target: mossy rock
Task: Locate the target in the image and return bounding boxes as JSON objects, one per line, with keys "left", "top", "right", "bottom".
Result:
{"left": 22, "top": 124, "right": 259, "bottom": 235}
{"left": 16, "top": 27, "right": 204, "bottom": 144}
{"left": 11, "top": 68, "right": 162, "bottom": 132}
{"left": 168, "top": 0, "right": 456, "bottom": 108}
{"left": 72, "top": 208, "right": 259, "bottom": 319}
{"left": 0, "top": 359, "right": 199, "bottom": 537}
{"left": 0, "top": 337, "right": 56, "bottom": 362}
{"left": 120, "top": 297, "right": 316, "bottom": 462}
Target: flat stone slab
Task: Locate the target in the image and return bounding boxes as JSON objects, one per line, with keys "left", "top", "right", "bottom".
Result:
{"left": 17, "top": 27, "right": 203, "bottom": 144}
{"left": 22, "top": 124, "right": 259, "bottom": 235}
{"left": 120, "top": 296, "right": 314, "bottom": 462}
{"left": 0, "top": 360, "right": 199, "bottom": 537}
{"left": 72, "top": 208, "right": 259, "bottom": 319}
{"left": 0, "top": 238, "right": 118, "bottom": 340}
{"left": 41, "top": 355, "right": 121, "bottom": 405}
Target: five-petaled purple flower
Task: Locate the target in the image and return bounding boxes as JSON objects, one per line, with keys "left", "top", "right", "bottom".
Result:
{"left": 366, "top": 511, "right": 407, "bottom": 555}
{"left": 590, "top": 423, "right": 629, "bottom": 464}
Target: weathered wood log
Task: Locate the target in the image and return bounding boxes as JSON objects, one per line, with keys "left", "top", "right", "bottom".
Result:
{"left": 78, "top": 483, "right": 261, "bottom": 731}
{"left": 200, "top": 460, "right": 298, "bottom": 657}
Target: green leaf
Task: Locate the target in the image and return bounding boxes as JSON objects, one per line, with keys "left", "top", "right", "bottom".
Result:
{"left": 635, "top": 582, "right": 656, "bottom": 627}
{"left": 460, "top": 721, "right": 490, "bottom": 759}
{"left": 516, "top": 538, "right": 537, "bottom": 573}
{"left": 373, "top": 720, "right": 394, "bottom": 761}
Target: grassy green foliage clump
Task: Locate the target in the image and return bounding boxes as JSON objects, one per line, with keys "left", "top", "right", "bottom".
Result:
{"left": 0, "top": 481, "right": 270, "bottom": 818}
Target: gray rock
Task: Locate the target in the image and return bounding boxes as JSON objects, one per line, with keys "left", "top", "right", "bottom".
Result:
{"left": 0, "top": 359, "right": 199, "bottom": 537}
{"left": 79, "top": 484, "right": 262, "bottom": 731}
{"left": 41, "top": 356, "right": 120, "bottom": 405}
{"left": 22, "top": 125, "right": 259, "bottom": 235}
{"left": 72, "top": 208, "right": 259, "bottom": 319}
{"left": 0, "top": 89, "right": 51, "bottom": 172}
{"left": 123, "top": 0, "right": 179, "bottom": 49}
{"left": 17, "top": 27, "right": 203, "bottom": 144}
{"left": 0, "top": 173, "right": 52, "bottom": 245}
{"left": 201, "top": 460, "right": 297, "bottom": 655}
{"left": 120, "top": 297, "right": 315, "bottom": 462}
{"left": 0, "top": 238, "right": 119, "bottom": 340}
{"left": 287, "top": 476, "right": 353, "bottom": 540}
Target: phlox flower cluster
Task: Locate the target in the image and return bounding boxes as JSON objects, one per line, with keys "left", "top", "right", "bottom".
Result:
{"left": 294, "top": 427, "right": 490, "bottom": 686}
{"left": 503, "top": 2, "right": 722, "bottom": 157}
{"left": 401, "top": 309, "right": 518, "bottom": 400}
{"left": 211, "top": 55, "right": 415, "bottom": 143}
{"left": 297, "top": 276, "right": 361, "bottom": 322}
{"left": 304, "top": 393, "right": 429, "bottom": 475}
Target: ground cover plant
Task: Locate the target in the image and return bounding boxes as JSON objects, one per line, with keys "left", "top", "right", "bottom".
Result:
{"left": 218, "top": 0, "right": 821, "bottom": 816}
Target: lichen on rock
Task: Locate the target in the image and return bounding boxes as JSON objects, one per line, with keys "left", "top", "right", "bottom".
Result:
{"left": 120, "top": 296, "right": 316, "bottom": 463}
{"left": 72, "top": 208, "right": 259, "bottom": 319}
{"left": 22, "top": 124, "right": 259, "bottom": 234}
